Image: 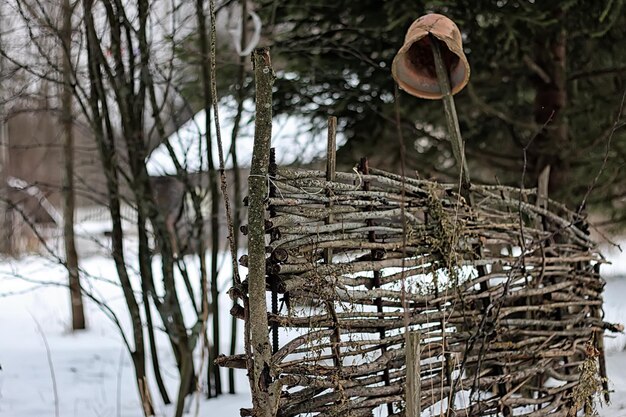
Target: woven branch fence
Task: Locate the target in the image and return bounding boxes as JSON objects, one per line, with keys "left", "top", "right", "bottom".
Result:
{"left": 220, "top": 155, "right": 622, "bottom": 417}
{"left": 216, "top": 48, "right": 622, "bottom": 417}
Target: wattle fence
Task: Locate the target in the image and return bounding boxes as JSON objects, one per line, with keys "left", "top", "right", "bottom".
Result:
{"left": 220, "top": 156, "right": 619, "bottom": 416}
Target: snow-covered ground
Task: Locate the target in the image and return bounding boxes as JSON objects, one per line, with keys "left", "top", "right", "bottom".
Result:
{"left": 0, "top": 254, "right": 251, "bottom": 417}
{"left": 1, "top": 247, "right": 626, "bottom": 417}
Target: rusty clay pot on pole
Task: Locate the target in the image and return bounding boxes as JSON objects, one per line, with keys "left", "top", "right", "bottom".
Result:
{"left": 392, "top": 13, "right": 472, "bottom": 200}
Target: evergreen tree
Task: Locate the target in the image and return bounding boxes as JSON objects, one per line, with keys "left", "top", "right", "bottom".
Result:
{"left": 254, "top": 0, "right": 626, "bottom": 212}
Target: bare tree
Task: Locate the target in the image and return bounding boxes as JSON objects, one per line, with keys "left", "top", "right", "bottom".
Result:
{"left": 0, "top": 1, "right": 11, "bottom": 255}
{"left": 194, "top": 0, "right": 222, "bottom": 397}
{"left": 228, "top": 0, "right": 247, "bottom": 395}
{"left": 1, "top": 0, "right": 247, "bottom": 413}
{"left": 60, "top": 0, "right": 85, "bottom": 331}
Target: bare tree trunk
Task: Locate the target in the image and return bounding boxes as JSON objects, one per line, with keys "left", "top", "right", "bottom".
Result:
{"left": 228, "top": 0, "right": 247, "bottom": 395}
{"left": 82, "top": 1, "right": 154, "bottom": 414}
{"left": 137, "top": 210, "right": 171, "bottom": 405}
{"left": 144, "top": 69, "right": 201, "bottom": 407}
{"left": 0, "top": 146, "right": 10, "bottom": 255}
{"left": 61, "top": 0, "right": 86, "bottom": 331}
{"left": 133, "top": 0, "right": 195, "bottom": 411}
{"left": 195, "top": 0, "right": 222, "bottom": 397}
{"left": 0, "top": 1, "right": 12, "bottom": 256}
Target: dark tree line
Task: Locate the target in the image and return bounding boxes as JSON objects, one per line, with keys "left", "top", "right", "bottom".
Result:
{"left": 252, "top": 0, "right": 626, "bottom": 214}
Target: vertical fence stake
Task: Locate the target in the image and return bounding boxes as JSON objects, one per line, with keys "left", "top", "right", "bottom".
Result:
{"left": 248, "top": 47, "right": 276, "bottom": 417}
{"left": 537, "top": 165, "right": 551, "bottom": 210}
{"left": 269, "top": 149, "right": 280, "bottom": 355}
{"left": 406, "top": 331, "right": 421, "bottom": 417}
{"left": 324, "top": 116, "right": 337, "bottom": 264}
{"left": 430, "top": 35, "right": 506, "bottom": 414}
{"left": 359, "top": 156, "right": 394, "bottom": 414}
{"left": 323, "top": 115, "right": 343, "bottom": 376}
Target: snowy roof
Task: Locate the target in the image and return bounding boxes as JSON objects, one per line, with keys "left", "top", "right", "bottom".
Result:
{"left": 146, "top": 98, "right": 343, "bottom": 176}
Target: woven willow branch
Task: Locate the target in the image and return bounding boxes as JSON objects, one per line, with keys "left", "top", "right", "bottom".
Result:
{"left": 220, "top": 166, "right": 618, "bottom": 417}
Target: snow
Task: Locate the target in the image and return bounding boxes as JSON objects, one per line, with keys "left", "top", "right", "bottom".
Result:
{"left": 0, "top": 254, "right": 251, "bottom": 417}
{"left": 1, "top": 247, "right": 626, "bottom": 416}
{"left": 145, "top": 98, "right": 345, "bottom": 176}
{"left": 600, "top": 243, "right": 626, "bottom": 277}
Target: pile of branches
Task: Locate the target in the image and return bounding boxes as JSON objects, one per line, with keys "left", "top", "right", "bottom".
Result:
{"left": 226, "top": 164, "right": 620, "bottom": 417}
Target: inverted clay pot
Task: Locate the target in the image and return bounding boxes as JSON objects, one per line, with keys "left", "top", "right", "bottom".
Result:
{"left": 392, "top": 13, "right": 470, "bottom": 99}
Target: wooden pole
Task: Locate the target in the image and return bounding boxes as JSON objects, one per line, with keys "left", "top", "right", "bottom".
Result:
{"left": 359, "top": 156, "right": 393, "bottom": 415}
{"left": 324, "top": 116, "right": 337, "bottom": 264}
{"left": 429, "top": 35, "right": 471, "bottom": 201}
{"left": 248, "top": 47, "right": 276, "bottom": 417}
{"left": 406, "top": 331, "right": 421, "bottom": 417}
{"left": 537, "top": 165, "right": 551, "bottom": 210}
{"left": 323, "top": 116, "right": 343, "bottom": 374}
{"left": 430, "top": 35, "right": 509, "bottom": 414}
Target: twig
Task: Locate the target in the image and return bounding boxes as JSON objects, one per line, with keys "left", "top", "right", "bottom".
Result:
{"left": 30, "top": 312, "right": 59, "bottom": 417}
{"left": 117, "top": 346, "right": 125, "bottom": 417}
